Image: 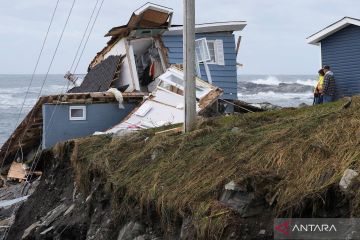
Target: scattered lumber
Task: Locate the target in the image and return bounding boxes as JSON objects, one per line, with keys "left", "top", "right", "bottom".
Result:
{"left": 7, "top": 162, "right": 26, "bottom": 182}
{"left": 155, "top": 127, "right": 182, "bottom": 135}
{"left": 7, "top": 162, "right": 43, "bottom": 182}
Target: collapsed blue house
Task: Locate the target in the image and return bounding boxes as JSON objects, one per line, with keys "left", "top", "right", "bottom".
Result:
{"left": 307, "top": 17, "right": 360, "bottom": 99}
{"left": 162, "top": 22, "right": 246, "bottom": 100}
{"left": 0, "top": 3, "right": 247, "bottom": 164}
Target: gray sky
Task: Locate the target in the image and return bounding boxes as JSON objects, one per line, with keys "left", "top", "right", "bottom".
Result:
{"left": 0, "top": 0, "right": 359, "bottom": 75}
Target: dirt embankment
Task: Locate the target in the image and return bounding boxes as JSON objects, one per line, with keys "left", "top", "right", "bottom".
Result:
{"left": 7, "top": 96, "right": 360, "bottom": 239}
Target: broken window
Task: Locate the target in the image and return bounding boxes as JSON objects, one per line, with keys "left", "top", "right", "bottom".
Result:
{"left": 207, "top": 40, "right": 225, "bottom": 65}
{"left": 195, "top": 38, "right": 211, "bottom": 62}
{"left": 69, "top": 106, "right": 86, "bottom": 121}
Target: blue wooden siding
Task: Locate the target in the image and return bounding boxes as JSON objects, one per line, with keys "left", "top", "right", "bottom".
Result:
{"left": 42, "top": 103, "right": 136, "bottom": 149}
{"left": 162, "top": 33, "right": 238, "bottom": 99}
{"left": 321, "top": 25, "right": 360, "bottom": 99}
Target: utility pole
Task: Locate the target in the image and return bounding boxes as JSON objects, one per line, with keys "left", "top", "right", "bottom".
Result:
{"left": 183, "top": 0, "right": 196, "bottom": 132}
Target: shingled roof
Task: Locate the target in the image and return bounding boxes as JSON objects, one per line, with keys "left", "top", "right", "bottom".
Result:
{"left": 68, "top": 55, "right": 125, "bottom": 93}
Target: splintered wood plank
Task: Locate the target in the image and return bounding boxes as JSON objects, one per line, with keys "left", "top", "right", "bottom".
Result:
{"left": 7, "top": 162, "right": 27, "bottom": 180}
{"left": 155, "top": 127, "right": 182, "bottom": 135}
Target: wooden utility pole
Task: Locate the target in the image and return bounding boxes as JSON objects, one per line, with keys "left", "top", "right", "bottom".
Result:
{"left": 183, "top": 0, "right": 196, "bottom": 132}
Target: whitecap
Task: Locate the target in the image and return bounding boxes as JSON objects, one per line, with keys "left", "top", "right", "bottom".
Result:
{"left": 250, "top": 76, "right": 282, "bottom": 86}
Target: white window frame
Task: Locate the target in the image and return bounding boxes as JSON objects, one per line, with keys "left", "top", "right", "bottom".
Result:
{"left": 195, "top": 38, "right": 211, "bottom": 63}
{"left": 69, "top": 106, "right": 87, "bottom": 121}
{"left": 206, "top": 39, "right": 225, "bottom": 65}
{"left": 206, "top": 40, "right": 217, "bottom": 64}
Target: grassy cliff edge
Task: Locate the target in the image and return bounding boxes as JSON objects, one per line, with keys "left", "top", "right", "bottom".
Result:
{"left": 59, "top": 97, "right": 360, "bottom": 239}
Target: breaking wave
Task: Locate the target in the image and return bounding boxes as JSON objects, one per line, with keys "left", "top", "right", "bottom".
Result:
{"left": 238, "top": 75, "right": 317, "bottom": 107}
{"left": 250, "top": 76, "right": 282, "bottom": 85}
{"left": 249, "top": 76, "right": 317, "bottom": 87}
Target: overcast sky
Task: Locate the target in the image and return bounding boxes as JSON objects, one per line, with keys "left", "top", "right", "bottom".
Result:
{"left": 0, "top": 0, "right": 359, "bottom": 75}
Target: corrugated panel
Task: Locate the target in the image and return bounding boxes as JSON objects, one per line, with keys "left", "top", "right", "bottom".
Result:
{"left": 162, "top": 33, "right": 238, "bottom": 99}
{"left": 321, "top": 25, "right": 360, "bottom": 98}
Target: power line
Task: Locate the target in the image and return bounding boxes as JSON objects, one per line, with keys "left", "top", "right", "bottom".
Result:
{"left": 0, "top": 0, "right": 61, "bottom": 169}
{"left": 27, "top": 0, "right": 106, "bottom": 184}
{"left": 69, "top": 0, "right": 100, "bottom": 73}
{"left": 74, "top": 0, "right": 105, "bottom": 74}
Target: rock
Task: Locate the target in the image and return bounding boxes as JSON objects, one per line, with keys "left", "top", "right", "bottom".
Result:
{"left": 180, "top": 217, "right": 196, "bottom": 240}
{"left": 117, "top": 222, "right": 145, "bottom": 240}
{"left": 220, "top": 182, "right": 266, "bottom": 217}
{"left": 134, "top": 236, "right": 146, "bottom": 240}
{"left": 64, "top": 204, "right": 75, "bottom": 216}
{"left": 339, "top": 169, "right": 359, "bottom": 191}
{"left": 231, "top": 127, "right": 241, "bottom": 134}
{"left": 40, "top": 226, "right": 54, "bottom": 235}
{"left": 225, "top": 181, "right": 242, "bottom": 191}
{"left": 342, "top": 97, "right": 352, "bottom": 109}
{"left": 41, "top": 204, "right": 68, "bottom": 227}
{"left": 250, "top": 102, "right": 282, "bottom": 111}
{"left": 151, "top": 151, "right": 158, "bottom": 161}
{"left": 22, "top": 221, "right": 41, "bottom": 239}
{"left": 85, "top": 193, "right": 93, "bottom": 203}
{"left": 298, "top": 103, "right": 309, "bottom": 108}
{"left": 258, "top": 229, "right": 266, "bottom": 235}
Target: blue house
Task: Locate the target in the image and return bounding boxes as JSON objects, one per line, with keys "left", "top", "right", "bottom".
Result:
{"left": 162, "top": 22, "right": 246, "bottom": 100}
{"left": 307, "top": 17, "right": 360, "bottom": 99}
{"left": 42, "top": 102, "right": 137, "bottom": 149}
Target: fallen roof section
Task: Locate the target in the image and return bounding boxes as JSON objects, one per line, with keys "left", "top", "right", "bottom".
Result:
{"left": 0, "top": 92, "right": 145, "bottom": 165}
{"left": 307, "top": 17, "right": 360, "bottom": 45}
{"left": 164, "top": 21, "right": 247, "bottom": 36}
{"left": 69, "top": 55, "right": 125, "bottom": 93}
{"left": 105, "top": 2, "right": 173, "bottom": 37}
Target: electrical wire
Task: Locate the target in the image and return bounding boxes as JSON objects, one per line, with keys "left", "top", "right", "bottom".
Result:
{"left": 0, "top": 0, "right": 61, "bottom": 169}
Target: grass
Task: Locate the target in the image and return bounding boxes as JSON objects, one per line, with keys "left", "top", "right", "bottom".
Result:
{"left": 63, "top": 96, "right": 360, "bottom": 239}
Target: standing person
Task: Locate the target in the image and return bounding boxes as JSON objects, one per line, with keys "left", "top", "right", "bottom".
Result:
{"left": 322, "top": 65, "right": 336, "bottom": 103}
{"left": 314, "top": 69, "right": 325, "bottom": 105}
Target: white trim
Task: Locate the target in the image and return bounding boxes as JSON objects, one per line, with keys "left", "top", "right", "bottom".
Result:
{"left": 164, "top": 21, "right": 247, "bottom": 35}
{"left": 214, "top": 39, "right": 225, "bottom": 65}
{"left": 307, "top": 17, "right": 360, "bottom": 45}
{"left": 134, "top": 3, "right": 173, "bottom": 15}
{"left": 319, "top": 42, "right": 322, "bottom": 68}
{"left": 69, "top": 106, "right": 86, "bottom": 121}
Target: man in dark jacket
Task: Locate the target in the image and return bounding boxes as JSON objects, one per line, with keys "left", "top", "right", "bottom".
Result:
{"left": 322, "top": 65, "right": 336, "bottom": 103}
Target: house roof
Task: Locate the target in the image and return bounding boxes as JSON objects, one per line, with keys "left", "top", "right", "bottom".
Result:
{"left": 69, "top": 55, "right": 125, "bottom": 93}
{"left": 164, "top": 21, "right": 247, "bottom": 35}
{"left": 307, "top": 17, "right": 360, "bottom": 45}
{"left": 105, "top": 2, "right": 173, "bottom": 37}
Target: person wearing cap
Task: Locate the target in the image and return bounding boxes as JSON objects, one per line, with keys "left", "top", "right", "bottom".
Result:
{"left": 322, "top": 65, "right": 336, "bottom": 103}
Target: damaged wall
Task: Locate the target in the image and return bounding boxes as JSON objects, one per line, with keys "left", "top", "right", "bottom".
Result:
{"left": 42, "top": 103, "right": 137, "bottom": 149}
{"left": 104, "top": 39, "right": 140, "bottom": 92}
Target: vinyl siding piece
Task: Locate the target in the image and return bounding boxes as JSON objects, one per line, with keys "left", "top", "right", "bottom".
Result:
{"left": 162, "top": 33, "right": 238, "bottom": 99}
{"left": 321, "top": 25, "right": 360, "bottom": 99}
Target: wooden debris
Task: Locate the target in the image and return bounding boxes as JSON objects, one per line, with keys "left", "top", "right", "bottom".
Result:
{"left": 7, "top": 162, "right": 26, "bottom": 182}
{"left": 155, "top": 127, "right": 182, "bottom": 135}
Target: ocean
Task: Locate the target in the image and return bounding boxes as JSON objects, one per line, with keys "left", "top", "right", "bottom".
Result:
{"left": 0, "top": 74, "right": 316, "bottom": 147}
